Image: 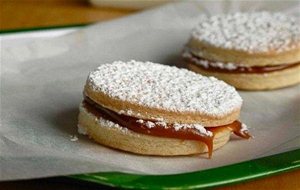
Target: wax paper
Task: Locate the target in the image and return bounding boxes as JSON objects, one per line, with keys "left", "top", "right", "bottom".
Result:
{"left": 1, "top": 1, "right": 299, "bottom": 181}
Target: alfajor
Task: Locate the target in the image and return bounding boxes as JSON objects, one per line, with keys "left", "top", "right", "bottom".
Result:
{"left": 78, "top": 60, "right": 250, "bottom": 157}
{"left": 183, "top": 12, "right": 300, "bottom": 90}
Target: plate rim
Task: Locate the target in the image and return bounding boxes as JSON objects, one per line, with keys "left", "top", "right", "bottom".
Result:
{"left": 69, "top": 149, "right": 300, "bottom": 189}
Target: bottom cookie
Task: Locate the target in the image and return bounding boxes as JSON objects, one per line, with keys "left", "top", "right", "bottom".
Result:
{"left": 78, "top": 104, "right": 231, "bottom": 156}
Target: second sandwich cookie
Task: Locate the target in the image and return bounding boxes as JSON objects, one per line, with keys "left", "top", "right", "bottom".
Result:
{"left": 183, "top": 12, "right": 300, "bottom": 90}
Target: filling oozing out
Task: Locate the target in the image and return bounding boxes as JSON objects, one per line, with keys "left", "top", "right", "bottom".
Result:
{"left": 83, "top": 96, "right": 251, "bottom": 157}
{"left": 182, "top": 50, "right": 300, "bottom": 74}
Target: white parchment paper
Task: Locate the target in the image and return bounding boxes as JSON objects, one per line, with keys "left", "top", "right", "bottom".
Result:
{"left": 1, "top": 1, "right": 300, "bottom": 181}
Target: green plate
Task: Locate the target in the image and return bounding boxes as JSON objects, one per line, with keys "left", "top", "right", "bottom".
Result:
{"left": 70, "top": 149, "right": 300, "bottom": 189}
{"left": 2, "top": 26, "right": 299, "bottom": 190}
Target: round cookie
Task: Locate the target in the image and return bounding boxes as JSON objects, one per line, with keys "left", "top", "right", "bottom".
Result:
{"left": 78, "top": 60, "right": 249, "bottom": 157}
{"left": 183, "top": 12, "right": 300, "bottom": 90}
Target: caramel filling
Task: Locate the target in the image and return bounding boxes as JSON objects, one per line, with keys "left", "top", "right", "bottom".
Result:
{"left": 183, "top": 51, "right": 300, "bottom": 74}
{"left": 83, "top": 97, "right": 251, "bottom": 157}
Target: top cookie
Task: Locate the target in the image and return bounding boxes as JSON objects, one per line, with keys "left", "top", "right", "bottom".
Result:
{"left": 84, "top": 60, "right": 242, "bottom": 125}
{"left": 186, "top": 12, "right": 300, "bottom": 66}
{"left": 191, "top": 12, "right": 300, "bottom": 54}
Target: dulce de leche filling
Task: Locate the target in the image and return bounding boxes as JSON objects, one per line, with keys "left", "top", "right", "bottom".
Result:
{"left": 83, "top": 96, "right": 251, "bottom": 157}
{"left": 183, "top": 50, "right": 300, "bottom": 74}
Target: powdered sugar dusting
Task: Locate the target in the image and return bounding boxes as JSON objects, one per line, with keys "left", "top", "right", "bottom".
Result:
{"left": 136, "top": 119, "right": 144, "bottom": 124}
{"left": 87, "top": 60, "right": 242, "bottom": 116}
{"left": 174, "top": 123, "right": 212, "bottom": 137}
{"left": 78, "top": 124, "right": 87, "bottom": 135}
{"left": 241, "top": 123, "right": 249, "bottom": 132}
{"left": 145, "top": 121, "right": 155, "bottom": 128}
{"left": 135, "top": 119, "right": 212, "bottom": 136}
{"left": 156, "top": 121, "right": 167, "bottom": 128}
{"left": 240, "top": 123, "right": 251, "bottom": 137}
{"left": 70, "top": 135, "right": 78, "bottom": 142}
{"left": 191, "top": 12, "right": 300, "bottom": 53}
{"left": 118, "top": 109, "right": 135, "bottom": 115}
{"left": 79, "top": 104, "right": 128, "bottom": 133}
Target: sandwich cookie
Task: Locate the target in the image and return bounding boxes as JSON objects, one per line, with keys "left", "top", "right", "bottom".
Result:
{"left": 183, "top": 12, "right": 300, "bottom": 90}
{"left": 78, "top": 60, "right": 251, "bottom": 157}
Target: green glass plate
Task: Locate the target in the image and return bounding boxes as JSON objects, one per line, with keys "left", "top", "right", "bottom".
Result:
{"left": 2, "top": 26, "right": 299, "bottom": 190}
{"left": 70, "top": 149, "right": 300, "bottom": 189}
